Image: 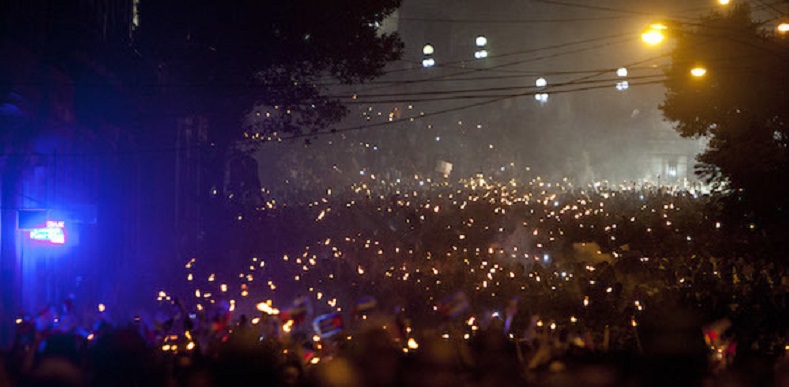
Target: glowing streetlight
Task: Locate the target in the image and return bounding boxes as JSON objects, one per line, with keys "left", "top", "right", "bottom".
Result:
{"left": 534, "top": 77, "right": 548, "bottom": 103}
{"left": 422, "top": 44, "right": 436, "bottom": 68}
{"left": 642, "top": 29, "right": 665, "bottom": 45}
{"left": 718, "top": 0, "right": 731, "bottom": 5}
{"left": 474, "top": 36, "right": 488, "bottom": 60}
{"left": 778, "top": 22, "right": 789, "bottom": 34}
{"left": 642, "top": 23, "right": 668, "bottom": 46}
{"left": 615, "top": 67, "right": 628, "bottom": 91}
{"left": 690, "top": 67, "right": 707, "bottom": 77}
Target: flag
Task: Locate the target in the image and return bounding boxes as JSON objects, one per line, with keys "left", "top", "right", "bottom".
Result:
{"left": 281, "top": 296, "right": 310, "bottom": 324}
{"left": 354, "top": 296, "right": 377, "bottom": 315}
{"left": 313, "top": 313, "right": 344, "bottom": 338}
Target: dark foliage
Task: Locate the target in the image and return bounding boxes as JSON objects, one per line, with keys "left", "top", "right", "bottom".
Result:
{"left": 661, "top": 4, "right": 789, "bottom": 239}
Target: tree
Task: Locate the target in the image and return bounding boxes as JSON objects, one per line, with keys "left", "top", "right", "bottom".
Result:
{"left": 133, "top": 0, "right": 403, "bottom": 260}
{"left": 661, "top": 4, "right": 789, "bottom": 237}
{"left": 136, "top": 0, "right": 402, "bottom": 147}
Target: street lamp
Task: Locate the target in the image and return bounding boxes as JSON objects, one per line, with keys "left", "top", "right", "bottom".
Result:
{"left": 641, "top": 24, "right": 667, "bottom": 45}
{"left": 718, "top": 0, "right": 731, "bottom": 5}
{"left": 474, "top": 36, "right": 488, "bottom": 59}
{"left": 535, "top": 77, "right": 548, "bottom": 104}
{"left": 690, "top": 67, "right": 707, "bottom": 77}
{"left": 422, "top": 44, "right": 435, "bottom": 68}
{"left": 615, "top": 67, "right": 629, "bottom": 90}
{"left": 778, "top": 22, "right": 789, "bottom": 34}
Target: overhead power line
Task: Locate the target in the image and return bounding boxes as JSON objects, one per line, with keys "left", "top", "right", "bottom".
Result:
{"left": 350, "top": 32, "right": 636, "bottom": 93}
{"left": 528, "top": 0, "right": 668, "bottom": 18}
{"left": 393, "top": 15, "right": 630, "bottom": 24}
{"left": 0, "top": 76, "right": 665, "bottom": 158}
{"left": 279, "top": 79, "right": 666, "bottom": 141}
{"left": 342, "top": 74, "right": 666, "bottom": 102}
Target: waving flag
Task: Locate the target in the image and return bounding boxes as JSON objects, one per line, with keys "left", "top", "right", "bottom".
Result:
{"left": 313, "top": 313, "right": 344, "bottom": 338}
{"left": 282, "top": 296, "right": 310, "bottom": 324}
{"left": 354, "top": 296, "right": 378, "bottom": 315}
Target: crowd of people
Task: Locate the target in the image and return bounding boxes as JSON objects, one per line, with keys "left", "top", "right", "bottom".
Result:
{"left": 2, "top": 299, "right": 788, "bottom": 386}
{"left": 4, "top": 175, "right": 789, "bottom": 386}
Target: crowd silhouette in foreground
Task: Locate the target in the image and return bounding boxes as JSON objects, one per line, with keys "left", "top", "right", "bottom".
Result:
{"left": 2, "top": 299, "right": 789, "bottom": 387}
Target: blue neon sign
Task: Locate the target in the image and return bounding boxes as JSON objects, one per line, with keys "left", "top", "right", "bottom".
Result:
{"left": 29, "top": 220, "right": 66, "bottom": 244}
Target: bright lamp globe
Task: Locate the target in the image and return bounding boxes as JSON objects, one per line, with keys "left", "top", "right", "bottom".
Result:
{"left": 642, "top": 30, "right": 665, "bottom": 45}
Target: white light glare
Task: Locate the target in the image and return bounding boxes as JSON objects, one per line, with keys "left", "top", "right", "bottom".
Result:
{"left": 422, "top": 44, "right": 434, "bottom": 55}
{"left": 474, "top": 50, "right": 488, "bottom": 59}
{"left": 616, "top": 81, "right": 629, "bottom": 91}
{"left": 535, "top": 77, "right": 547, "bottom": 88}
{"left": 616, "top": 67, "right": 628, "bottom": 77}
{"left": 475, "top": 36, "right": 488, "bottom": 47}
{"left": 422, "top": 58, "right": 435, "bottom": 68}
{"left": 535, "top": 93, "right": 549, "bottom": 103}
